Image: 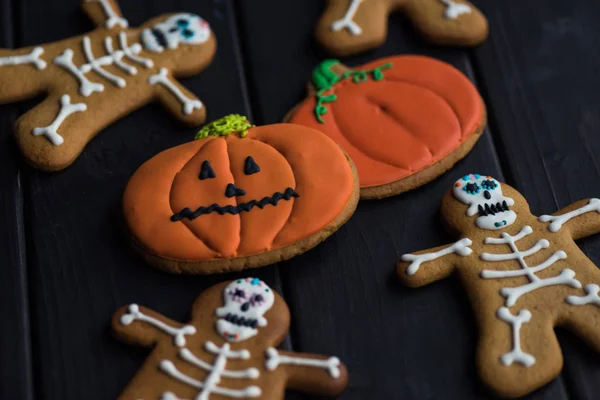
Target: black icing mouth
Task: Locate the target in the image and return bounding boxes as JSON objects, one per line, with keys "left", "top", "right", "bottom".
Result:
{"left": 171, "top": 188, "right": 299, "bottom": 222}
{"left": 223, "top": 313, "right": 258, "bottom": 329}
{"left": 151, "top": 28, "right": 168, "bottom": 48}
{"left": 478, "top": 201, "right": 510, "bottom": 217}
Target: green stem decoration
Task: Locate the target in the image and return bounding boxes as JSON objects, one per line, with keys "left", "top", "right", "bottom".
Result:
{"left": 311, "top": 60, "right": 393, "bottom": 124}
{"left": 195, "top": 114, "right": 254, "bottom": 139}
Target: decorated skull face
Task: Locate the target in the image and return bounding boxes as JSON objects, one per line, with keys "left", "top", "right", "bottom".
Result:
{"left": 141, "top": 13, "right": 211, "bottom": 53}
{"left": 215, "top": 278, "right": 275, "bottom": 343}
{"left": 453, "top": 174, "right": 517, "bottom": 230}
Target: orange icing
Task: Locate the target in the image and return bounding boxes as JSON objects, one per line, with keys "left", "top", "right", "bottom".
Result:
{"left": 123, "top": 123, "right": 355, "bottom": 261}
{"left": 289, "top": 55, "right": 483, "bottom": 188}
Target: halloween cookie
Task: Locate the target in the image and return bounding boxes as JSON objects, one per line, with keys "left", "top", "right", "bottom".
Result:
{"left": 0, "top": 0, "right": 216, "bottom": 171}
{"left": 112, "top": 277, "right": 348, "bottom": 399}
{"left": 316, "top": 0, "right": 488, "bottom": 56}
{"left": 286, "top": 56, "right": 486, "bottom": 199}
{"left": 396, "top": 174, "right": 600, "bottom": 397}
{"left": 123, "top": 114, "right": 359, "bottom": 274}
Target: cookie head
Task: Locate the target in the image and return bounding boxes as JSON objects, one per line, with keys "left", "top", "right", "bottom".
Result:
{"left": 215, "top": 278, "right": 275, "bottom": 342}
{"left": 141, "top": 13, "right": 211, "bottom": 53}
{"left": 452, "top": 174, "right": 517, "bottom": 230}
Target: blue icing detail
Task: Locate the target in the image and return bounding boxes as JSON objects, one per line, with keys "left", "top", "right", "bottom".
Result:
{"left": 177, "top": 19, "right": 190, "bottom": 27}
{"left": 474, "top": 174, "right": 481, "bottom": 179}
{"left": 251, "top": 278, "right": 260, "bottom": 286}
{"left": 237, "top": 280, "right": 242, "bottom": 283}
{"left": 462, "top": 175, "right": 470, "bottom": 181}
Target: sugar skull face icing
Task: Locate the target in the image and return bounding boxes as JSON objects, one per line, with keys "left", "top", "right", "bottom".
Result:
{"left": 453, "top": 174, "right": 516, "bottom": 230}
{"left": 215, "top": 278, "right": 275, "bottom": 342}
{"left": 142, "top": 13, "right": 211, "bottom": 53}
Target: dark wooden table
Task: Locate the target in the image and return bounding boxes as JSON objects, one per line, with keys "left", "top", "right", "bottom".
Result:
{"left": 1, "top": 0, "right": 600, "bottom": 398}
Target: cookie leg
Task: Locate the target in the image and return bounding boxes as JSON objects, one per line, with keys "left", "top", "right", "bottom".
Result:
{"left": 561, "top": 286, "right": 600, "bottom": 353}
{"left": 476, "top": 307, "right": 562, "bottom": 398}
{"left": 403, "top": 0, "right": 488, "bottom": 47}
{"left": 14, "top": 94, "right": 90, "bottom": 171}
{"left": 0, "top": 47, "right": 48, "bottom": 103}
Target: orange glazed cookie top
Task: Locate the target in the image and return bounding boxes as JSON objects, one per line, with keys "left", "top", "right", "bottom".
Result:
{"left": 289, "top": 56, "right": 484, "bottom": 190}
{"left": 123, "top": 115, "right": 357, "bottom": 269}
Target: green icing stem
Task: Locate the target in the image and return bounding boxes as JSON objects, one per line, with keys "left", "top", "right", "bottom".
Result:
{"left": 312, "top": 62, "right": 393, "bottom": 124}
{"left": 195, "top": 114, "right": 254, "bottom": 139}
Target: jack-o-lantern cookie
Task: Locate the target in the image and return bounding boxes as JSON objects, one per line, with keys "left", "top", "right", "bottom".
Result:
{"left": 316, "top": 0, "right": 488, "bottom": 56}
{"left": 397, "top": 174, "right": 600, "bottom": 397}
{"left": 286, "top": 56, "right": 486, "bottom": 199}
{"left": 112, "top": 277, "right": 348, "bottom": 399}
{"left": 123, "top": 114, "right": 359, "bottom": 274}
{"left": 0, "top": 0, "right": 216, "bottom": 171}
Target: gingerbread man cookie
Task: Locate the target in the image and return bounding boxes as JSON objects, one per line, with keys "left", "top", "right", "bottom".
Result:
{"left": 0, "top": 0, "right": 216, "bottom": 171}
{"left": 316, "top": 0, "right": 488, "bottom": 56}
{"left": 397, "top": 174, "right": 600, "bottom": 397}
{"left": 112, "top": 277, "right": 348, "bottom": 399}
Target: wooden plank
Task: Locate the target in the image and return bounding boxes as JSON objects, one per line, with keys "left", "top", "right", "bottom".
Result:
{"left": 0, "top": 0, "right": 35, "bottom": 398}
{"left": 234, "top": 1, "right": 570, "bottom": 398}
{"left": 473, "top": 0, "right": 600, "bottom": 398}
{"left": 13, "top": 0, "right": 284, "bottom": 398}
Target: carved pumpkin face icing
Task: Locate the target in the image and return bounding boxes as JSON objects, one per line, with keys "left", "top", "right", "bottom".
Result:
{"left": 287, "top": 56, "right": 487, "bottom": 199}
{"left": 123, "top": 115, "right": 359, "bottom": 274}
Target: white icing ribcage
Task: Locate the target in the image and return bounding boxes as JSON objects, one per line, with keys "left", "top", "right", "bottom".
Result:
{"left": 480, "top": 225, "right": 581, "bottom": 307}
{"left": 54, "top": 33, "right": 152, "bottom": 97}
{"left": 159, "top": 342, "right": 261, "bottom": 400}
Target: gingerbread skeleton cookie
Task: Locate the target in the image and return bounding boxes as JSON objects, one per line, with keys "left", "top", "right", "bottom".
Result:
{"left": 0, "top": 0, "right": 216, "bottom": 171}
{"left": 316, "top": 0, "right": 488, "bottom": 56}
{"left": 286, "top": 56, "right": 486, "bottom": 199}
{"left": 112, "top": 277, "right": 348, "bottom": 399}
{"left": 123, "top": 115, "right": 359, "bottom": 274}
{"left": 397, "top": 174, "right": 600, "bottom": 397}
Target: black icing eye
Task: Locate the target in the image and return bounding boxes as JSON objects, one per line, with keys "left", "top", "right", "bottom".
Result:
{"left": 182, "top": 29, "right": 194, "bottom": 39}
{"left": 234, "top": 289, "right": 245, "bottom": 298}
{"left": 481, "top": 179, "right": 498, "bottom": 190}
{"left": 199, "top": 160, "right": 216, "bottom": 180}
{"left": 244, "top": 156, "right": 260, "bottom": 175}
{"left": 463, "top": 182, "right": 480, "bottom": 195}
{"left": 177, "top": 19, "right": 190, "bottom": 27}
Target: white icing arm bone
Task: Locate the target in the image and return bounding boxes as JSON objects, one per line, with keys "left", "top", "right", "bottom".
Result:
{"left": 149, "top": 68, "right": 203, "bottom": 115}
{"left": 401, "top": 238, "right": 472, "bottom": 276}
{"left": 265, "top": 348, "right": 341, "bottom": 379}
{"left": 120, "top": 304, "right": 197, "bottom": 347}
{"left": 567, "top": 284, "right": 600, "bottom": 307}
{"left": 539, "top": 198, "right": 600, "bottom": 233}
{"left": 330, "top": 0, "right": 364, "bottom": 36}
{"left": 496, "top": 307, "right": 536, "bottom": 367}
{"left": 0, "top": 47, "right": 46, "bottom": 70}
{"left": 32, "top": 95, "right": 87, "bottom": 146}
{"left": 84, "top": 0, "right": 128, "bottom": 29}
{"left": 440, "top": 0, "right": 472, "bottom": 20}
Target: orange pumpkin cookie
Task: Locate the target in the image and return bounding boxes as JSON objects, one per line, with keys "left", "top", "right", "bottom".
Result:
{"left": 286, "top": 56, "right": 487, "bottom": 199}
{"left": 0, "top": 0, "right": 216, "bottom": 171}
{"left": 123, "top": 115, "right": 359, "bottom": 274}
{"left": 112, "top": 277, "right": 348, "bottom": 399}
{"left": 316, "top": 0, "right": 488, "bottom": 56}
{"left": 397, "top": 174, "right": 600, "bottom": 397}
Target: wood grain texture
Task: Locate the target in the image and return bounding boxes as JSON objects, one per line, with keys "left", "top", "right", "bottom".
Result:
{"left": 0, "top": 0, "right": 34, "bottom": 399}
{"left": 473, "top": 0, "right": 600, "bottom": 398}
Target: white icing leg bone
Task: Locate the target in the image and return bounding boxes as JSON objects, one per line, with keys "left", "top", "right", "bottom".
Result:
{"left": 331, "top": 0, "right": 364, "bottom": 36}
{"left": 567, "top": 284, "right": 600, "bottom": 307}
{"left": 85, "top": 0, "right": 128, "bottom": 29}
{"left": 32, "top": 95, "right": 87, "bottom": 146}
{"left": 120, "top": 304, "right": 197, "bottom": 347}
{"left": 54, "top": 49, "right": 105, "bottom": 97}
{"left": 149, "top": 68, "right": 203, "bottom": 115}
{"left": 496, "top": 307, "right": 536, "bottom": 367}
{"left": 401, "top": 238, "right": 472, "bottom": 276}
{"left": 440, "top": 0, "right": 472, "bottom": 20}
{"left": 0, "top": 47, "right": 46, "bottom": 70}
{"left": 265, "top": 348, "right": 341, "bottom": 379}
{"left": 539, "top": 198, "right": 600, "bottom": 232}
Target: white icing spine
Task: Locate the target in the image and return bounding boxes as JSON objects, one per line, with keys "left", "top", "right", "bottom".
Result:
{"left": 149, "top": 68, "right": 203, "bottom": 115}
{"left": 401, "top": 238, "right": 472, "bottom": 276}
{"left": 32, "top": 95, "right": 87, "bottom": 146}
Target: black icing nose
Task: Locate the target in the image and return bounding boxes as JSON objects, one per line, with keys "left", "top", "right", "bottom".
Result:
{"left": 241, "top": 302, "right": 250, "bottom": 312}
{"left": 225, "top": 183, "right": 246, "bottom": 198}
{"left": 484, "top": 190, "right": 491, "bottom": 200}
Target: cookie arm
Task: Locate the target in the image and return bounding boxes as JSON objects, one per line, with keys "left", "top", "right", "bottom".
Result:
{"left": 397, "top": 239, "right": 473, "bottom": 288}
{"left": 82, "top": 0, "right": 128, "bottom": 30}
{"left": 111, "top": 304, "right": 197, "bottom": 348}
{"left": 149, "top": 68, "right": 207, "bottom": 126}
{"left": 539, "top": 198, "right": 600, "bottom": 240}
{"left": 265, "top": 348, "right": 348, "bottom": 397}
